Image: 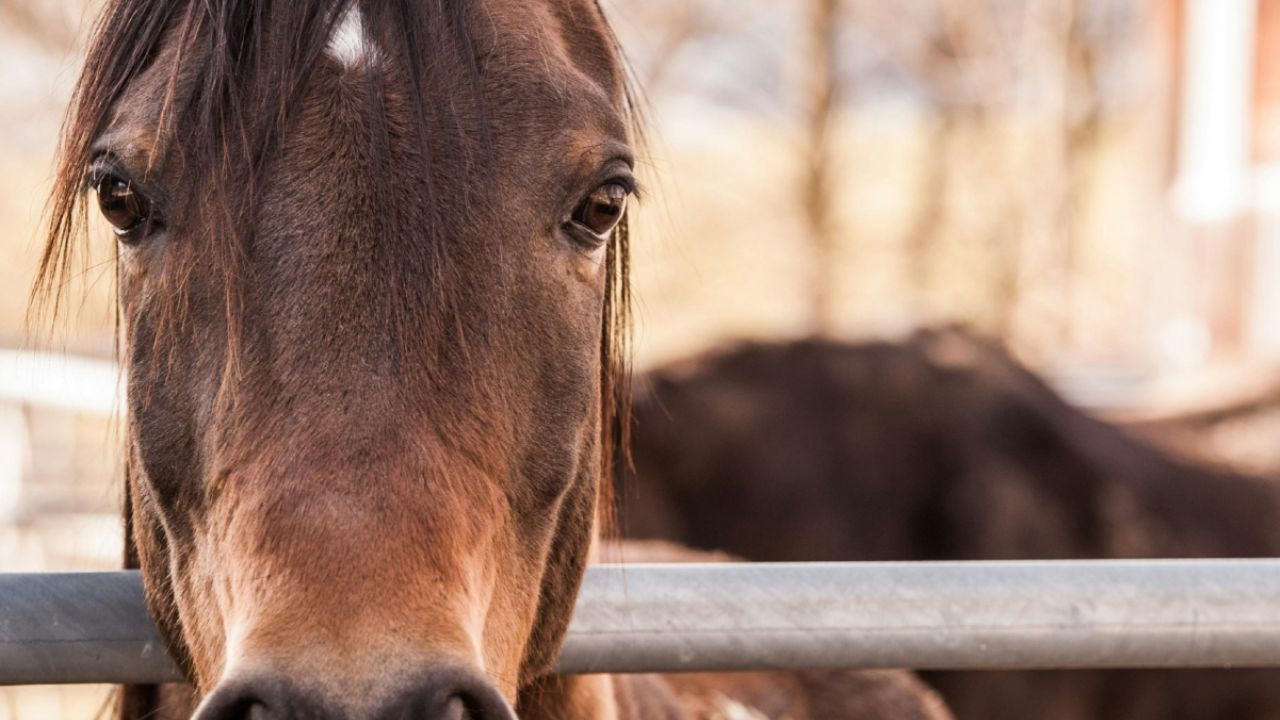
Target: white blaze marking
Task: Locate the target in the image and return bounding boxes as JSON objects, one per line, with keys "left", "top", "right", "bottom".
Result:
{"left": 327, "top": 4, "right": 371, "bottom": 68}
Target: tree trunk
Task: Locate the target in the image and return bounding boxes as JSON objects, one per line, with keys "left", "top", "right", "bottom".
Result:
{"left": 805, "top": 0, "right": 841, "bottom": 335}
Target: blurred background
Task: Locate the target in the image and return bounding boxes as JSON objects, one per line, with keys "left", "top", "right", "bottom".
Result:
{"left": 2, "top": 0, "right": 1279, "bottom": 716}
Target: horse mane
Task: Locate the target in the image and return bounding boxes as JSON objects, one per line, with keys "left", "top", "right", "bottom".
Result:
{"left": 33, "top": 0, "right": 641, "bottom": 500}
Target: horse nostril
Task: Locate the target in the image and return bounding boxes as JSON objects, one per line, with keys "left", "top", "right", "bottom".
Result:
{"left": 192, "top": 687, "right": 269, "bottom": 720}
{"left": 449, "top": 689, "right": 516, "bottom": 720}
{"left": 192, "top": 676, "right": 307, "bottom": 720}
{"left": 442, "top": 697, "right": 466, "bottom": 720}
{"left": 376, "top": 667, "right": 517, "bottom": 720}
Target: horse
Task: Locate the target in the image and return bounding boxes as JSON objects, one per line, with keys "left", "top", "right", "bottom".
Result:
{"left": 36, "top": 1, "right": 954, "bottom": 718}
{"left": 620, "top": 328, "right": 1280, "bottom": 720}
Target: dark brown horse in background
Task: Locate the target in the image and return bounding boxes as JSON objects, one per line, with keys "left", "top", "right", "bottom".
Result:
{"left": 37, "top": 0, "right": 952, "bottom": 717}
{"left": 620, "top": 328, "right": 1280, "bottom": 720}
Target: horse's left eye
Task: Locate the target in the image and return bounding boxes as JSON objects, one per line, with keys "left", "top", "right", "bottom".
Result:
{"left": 572, "top": 183, "right": 629, "bottom": 238}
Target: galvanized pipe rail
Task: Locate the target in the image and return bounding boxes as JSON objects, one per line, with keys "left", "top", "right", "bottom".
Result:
{"left": 4, "top": 560, "right": 1280, "bottom": 685}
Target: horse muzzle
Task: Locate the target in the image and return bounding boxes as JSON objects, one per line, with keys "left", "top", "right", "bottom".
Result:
{"left": 192, "top": 665, "right": 517, "bottom": 720}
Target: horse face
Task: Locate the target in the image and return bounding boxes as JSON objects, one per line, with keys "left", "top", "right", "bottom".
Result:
{"left": 61, "top": 0, "right": 632, "bottom": 716}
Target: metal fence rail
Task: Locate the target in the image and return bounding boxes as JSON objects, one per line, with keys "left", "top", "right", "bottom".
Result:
{"left": 5, "top": 560, "right": 1280, "bottom": 685}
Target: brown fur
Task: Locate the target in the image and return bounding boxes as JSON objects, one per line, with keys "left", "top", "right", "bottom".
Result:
{"left": 39, "top": 1, "right": 952, "bottom": 718}
{"left": 620, "top": 328, "right": 1280, "bottom": 720}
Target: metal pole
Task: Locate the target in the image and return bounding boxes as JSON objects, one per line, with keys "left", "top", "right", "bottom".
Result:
{"left": 561, "top": 560, "right": 1280, "bottom": 673}
{"left": 0, "top": 571, "right": 180, "bottom": 685}
{"left": 5, "top": 561, "right": 1280, "bottom": 685}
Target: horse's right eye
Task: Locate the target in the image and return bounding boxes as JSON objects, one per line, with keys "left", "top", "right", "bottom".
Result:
{"left": 94, "top": 173, "right": 153, "bottom": 240}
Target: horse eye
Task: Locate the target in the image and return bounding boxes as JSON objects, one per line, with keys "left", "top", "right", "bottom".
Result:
{"left": 572, "top": 183, "right": 629, "bottom": 238}
{"left": 94, "top": 173, "right": 152, "bottom": 239}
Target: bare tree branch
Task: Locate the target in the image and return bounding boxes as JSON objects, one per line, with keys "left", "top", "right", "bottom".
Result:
{"left": 805, "top": 0, "right": 841, "bottom": 335}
